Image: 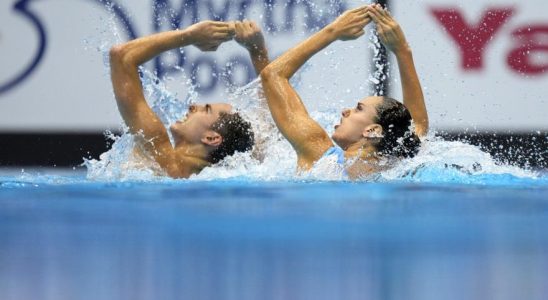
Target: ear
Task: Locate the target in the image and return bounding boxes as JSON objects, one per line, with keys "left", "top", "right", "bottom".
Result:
{"left": 201, "top": 130, "right": 223, "bottom": 147}
{"left": 362, "top": 124, "right": 384, "bottom": 138}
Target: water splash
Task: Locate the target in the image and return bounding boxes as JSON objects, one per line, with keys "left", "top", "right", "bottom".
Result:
{"left": 84, "top": 71, "right": 541, "bottom": 184}
{"left": 369, "top": 28, "right": 389, "bottom": 96}
{"left": 377, "top": 137, "right": 539, "bottom": 184}
{"left": 82, "top": 3, "right": 543, "bottom": 184}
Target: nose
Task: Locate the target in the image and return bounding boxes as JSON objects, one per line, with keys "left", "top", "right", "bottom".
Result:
{"left": 342, "top": 109, "right": 350, "bottom": 118}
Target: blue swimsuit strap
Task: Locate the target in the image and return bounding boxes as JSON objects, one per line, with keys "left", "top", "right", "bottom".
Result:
{"left": 322, "top": 146, "right": 346, "bottom": 165}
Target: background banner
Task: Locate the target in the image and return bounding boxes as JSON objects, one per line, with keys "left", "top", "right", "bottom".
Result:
{"left": 0, "top": 0, "right": 546, "bottom": 166}
{"left": 391, "top": 0, "right": 547, "bottom": 131}
{"left": 1, "top": 0, "right": 546, "bottom": 132}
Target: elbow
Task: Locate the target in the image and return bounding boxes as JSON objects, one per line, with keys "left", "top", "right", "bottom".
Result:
{"left": 109, "top": 44, "right": 134, "bottom": 68}
{"left": 259, "top": 65, "right": 275, "bottom": 82}
{"left": 260, "top": 65, "right": 284, "bottom": 83}
{"left": 109, "top": 45, "right": 126, "bottom": 63}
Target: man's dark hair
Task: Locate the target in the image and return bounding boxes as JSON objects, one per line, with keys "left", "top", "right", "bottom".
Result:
{"left": 374, "top": 97, "right": 421, "bottom": 158}
{"left": 208, "top": 112, "right": 255, "bottom": 164}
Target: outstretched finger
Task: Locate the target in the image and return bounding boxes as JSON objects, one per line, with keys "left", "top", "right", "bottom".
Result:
{"left": 369, "top": 7, "right": 387, "bottom": 25}
{"left": 213, "top": 32, "right": 233, "bottom": 41}
{"left": 355, "top": 9, "right": 370, "bottom": 18}
{"left": 350, "top": 5, "right": 369, "bottom": 14}
{"left": 217, "top": 22, "right": 234, "bottom": 32}
{"left": 356, "top": 18, "right": 371, "bottom": 28}
{"left": 366, "top": 10, "right": 379, "bottom": 23}
{"left": 211, "top": 21, "right": 230, "bottom": 27}
{"left": 378, "top": 6, "right": 392, "bottom": 20}
{"left": 375, "top": 3, "right": 385, "bottom": 10}
{"left": 215, "top": 28, "right": 236, "bottom": 38}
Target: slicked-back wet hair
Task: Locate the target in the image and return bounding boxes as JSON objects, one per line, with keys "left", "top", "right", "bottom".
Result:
{"left": 208, "top": 112, "right": 254, "bottom": 164}
{"left": 374, "top": 97, "right": 421, "bottom": 158}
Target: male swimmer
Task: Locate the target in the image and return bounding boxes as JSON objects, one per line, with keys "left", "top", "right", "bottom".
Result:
{"left": 260, "top": 4, "right": 428, "bottom": 179}
{"left": 109, "top": 20, "right": 269, "bottom": 178}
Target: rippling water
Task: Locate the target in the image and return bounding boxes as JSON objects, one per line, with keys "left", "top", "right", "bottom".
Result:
{"left": 1, "top": 172, "right": 548, "bottom": 300}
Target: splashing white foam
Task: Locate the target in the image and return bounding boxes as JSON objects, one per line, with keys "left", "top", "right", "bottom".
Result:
{"left": 85, "top": 73, "right": 539, "bottom": 183}
{"left": 84, "top": 4, "right": 540, "bottom": 184}
{"left": 378, "top": 137, "right": 538, "bottom": 183}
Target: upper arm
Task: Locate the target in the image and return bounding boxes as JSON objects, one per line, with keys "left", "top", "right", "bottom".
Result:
{"left": 406, "top": 97, "right": 428, "bottom": 138}
{"left": 109, "top": 46, "right": 180, "bottom": 174}
{"left": 260, "top": 68, "right": 333, "bottom": 166}
{"left": 393, "top": 50, "right": 429, "bottom": 138}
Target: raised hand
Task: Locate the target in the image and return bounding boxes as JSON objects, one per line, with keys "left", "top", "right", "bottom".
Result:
{"left": 187, "top": 21, "right": 235, "bottom": 51}
{"left": 327, "top": 5, "right": 371, "bottom": 41}
{"left": 367, "top": 4, "right": 409, "bottom": 54}
{"left": 234, "top": 20, "right": 266, "bottom": 53}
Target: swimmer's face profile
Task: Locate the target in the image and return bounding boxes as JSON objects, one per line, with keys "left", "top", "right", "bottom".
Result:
{"left": 332, "top": 96, "right": 384, "bottom": 149}
{"left": 170, "top": 103, "right": 233, "bottom": 145}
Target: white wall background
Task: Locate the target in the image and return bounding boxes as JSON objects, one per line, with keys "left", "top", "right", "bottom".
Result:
{"left": 391, "top": 0, "right": 548, "bottom": 131}
{"left": 0, "top": 0, "right": 546, "bottom": 132}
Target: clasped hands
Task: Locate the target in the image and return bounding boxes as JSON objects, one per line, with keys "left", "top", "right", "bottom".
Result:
{"left": 187, "top": 4, "right": 407, "bottom": 54}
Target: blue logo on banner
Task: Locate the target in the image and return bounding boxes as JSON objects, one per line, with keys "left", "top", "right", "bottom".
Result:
{"left": 0, "top": 0, "right": 346, "bottom": 95}
{"left": 0, "top": 0, "right": 46, "bottom": 94}
{"left": 0, "top": 0, "right": 137, "bottom": 95}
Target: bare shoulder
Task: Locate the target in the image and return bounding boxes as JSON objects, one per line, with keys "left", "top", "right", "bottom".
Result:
{"left": 164, "top": 151, "right": 211, "bottom": 179}
{"left": 293, "top": 117, "right": 334, "bottom": 169}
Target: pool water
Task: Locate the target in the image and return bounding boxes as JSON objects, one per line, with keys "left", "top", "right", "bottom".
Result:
{"left": 3, "top": 17, "right": 548, "bottom": 299}
{"left": 1, "top": 170, "right": 547, "bottom": 300}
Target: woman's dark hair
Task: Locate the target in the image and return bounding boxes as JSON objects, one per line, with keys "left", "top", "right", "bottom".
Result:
{"left": 374, "top": 97, "right": 421, "bottom": 158}
{"left": 208, "top": 112, "right": 255, "bottom": 164}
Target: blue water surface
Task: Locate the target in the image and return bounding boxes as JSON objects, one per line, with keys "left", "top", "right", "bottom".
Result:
{"left": 1, "top": 169, "right": 548, "bottom": 300}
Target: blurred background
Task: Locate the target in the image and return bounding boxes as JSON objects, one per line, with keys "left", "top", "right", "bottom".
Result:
{"left": 0, "top": 0, "right": 546, "bottom": 168}
{"left": 1, "top": 2, "right": 547, "bottom": 300}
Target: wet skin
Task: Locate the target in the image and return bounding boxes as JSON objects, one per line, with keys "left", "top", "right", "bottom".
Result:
{"left": 109, "top": 20, "right": 269, "bottom": 178}
{"left": 260, "top": 4, "right": 427, "bottom": 175}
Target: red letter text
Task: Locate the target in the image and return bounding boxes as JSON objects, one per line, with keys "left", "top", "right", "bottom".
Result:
{"left": 431, "top": 8, "right": 514, "bottom": 70}
{"left": 507, "top": 25, "right": 548, "bottom": 75}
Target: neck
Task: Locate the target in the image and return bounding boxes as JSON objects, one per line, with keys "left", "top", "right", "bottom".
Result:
{"left": 343, "top": 140, "right": 382, "bottom": 180}
{"left": 344, "top": 139, "right": 378, "bottom": 161}
{"left": 174, "top": 142, "right": 211, "bottom": 168}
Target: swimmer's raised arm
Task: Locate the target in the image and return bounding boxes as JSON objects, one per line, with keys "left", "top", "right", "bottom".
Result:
{"left": 234, "top": 20, "right": 270, "bottom": 74}
{"left": 368, "top": 5, "right": 428, "bottom": 137}
{"left": 260, "top": 6, "right": 371, "bottom": 168}
{"left": 264, "top": 6, "right": 370, "bottom": 79}
{"left": 109, "top": 21, "right": 235, "bottom": 177}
